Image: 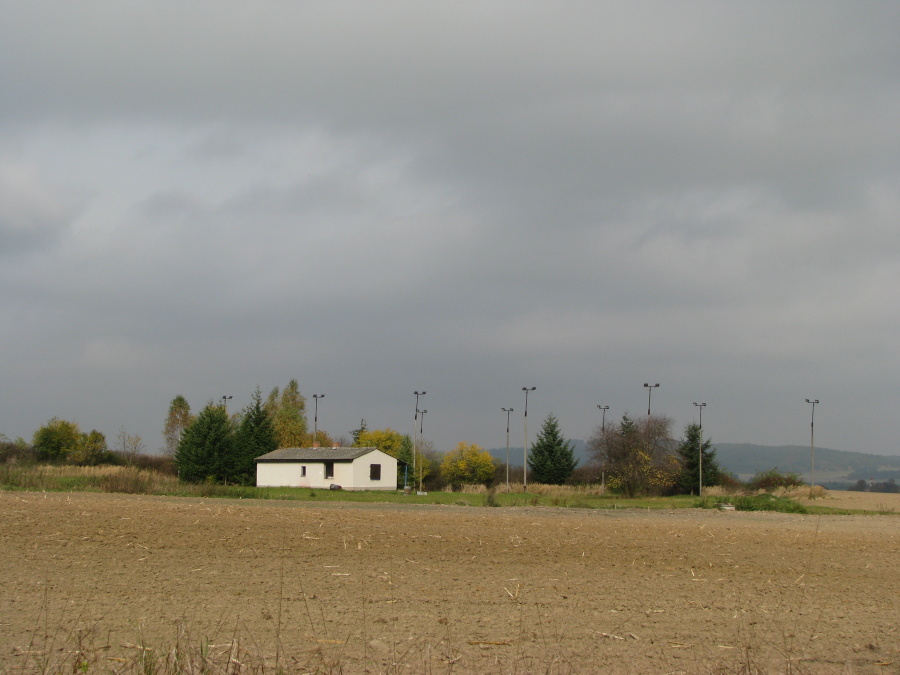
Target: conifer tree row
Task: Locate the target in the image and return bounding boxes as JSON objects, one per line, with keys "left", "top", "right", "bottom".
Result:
{"left": 173, "top": 381, "right": 301, "bottom": 485}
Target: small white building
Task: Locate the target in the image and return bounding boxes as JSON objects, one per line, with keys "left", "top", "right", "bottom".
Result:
{"left": 255, "top": 446, "right": 398, "bottom": 491}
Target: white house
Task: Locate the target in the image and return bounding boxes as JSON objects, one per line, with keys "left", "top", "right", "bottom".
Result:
{"left": 255, "top": 446, "right": 398, "bottom": 491}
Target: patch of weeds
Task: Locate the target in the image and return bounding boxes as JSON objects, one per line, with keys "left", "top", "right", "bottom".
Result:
{"left": 484, "top": 487, "right": 499, "bottom": 507}
{"left": 695, "top": 494, "right": 808, "bottom": 513}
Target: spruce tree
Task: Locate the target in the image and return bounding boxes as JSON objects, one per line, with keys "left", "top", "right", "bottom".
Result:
{"left": 675, "top": 422, "right": 721, "bottom": 494}
{"left": 233, "top": 388, "right": 278, "bottom": 485}
{"left": 175, "top": 402, "right": 235, "bottom": 483}
{"left": 528, "top": 414, "right": 578, "bottom": 485}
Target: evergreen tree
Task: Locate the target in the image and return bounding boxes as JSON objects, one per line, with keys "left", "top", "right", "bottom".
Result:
{"left": 675, "top": 422, "right": 721, "bottom": 494}
{"left": 175, "top": 402, "right": 235, "bottom": 483}
{"left": 233, "top": 388, "right": 278, "bottom": 485}
{"left": 527, "top": 414, "right": 578, "bottom": 484}
{"left": 350, "top": 419, "right": 368, "bottom": 445}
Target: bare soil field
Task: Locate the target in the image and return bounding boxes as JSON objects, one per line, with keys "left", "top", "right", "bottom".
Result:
{"left": 1, "top": 491, "right": 898, "bottom": 674}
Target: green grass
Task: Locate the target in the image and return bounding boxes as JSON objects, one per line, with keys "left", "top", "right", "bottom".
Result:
{"left": 1, "top": 463, "right": 895, "bottom": 515}
{"left": 0, "top": 464, "right": 697, "bottom": 509}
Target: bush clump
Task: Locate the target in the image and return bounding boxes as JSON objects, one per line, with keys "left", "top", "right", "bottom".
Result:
{"left": 746, "top": 467, "right": 805, "bottom": 492}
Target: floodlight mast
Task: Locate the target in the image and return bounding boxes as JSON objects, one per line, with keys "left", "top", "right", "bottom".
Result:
{"left": 597, "top": 405, "right": 609, "bottom": 431}
{"left": 522, "top": 387, "right": 536, "bottom": 491}
{"left": 693, "top": 403, "right": 706, "bottom": 496}
{"left": 806, "top": 399, "right": 819, "bottom": 494}
{"left": 643, "top": 383, "right": 659, "bottom": 418}
{"left": 413, "top": 391, "right": 426, "bottom": 492}
{"left": 502, "top": 408, "right": 514, "bottom": 492}
{"left": 418, "top": 409, "right": 427, "bottom": 491}
{"left": 312, "top": 394, "right": 324, "bottom": 446}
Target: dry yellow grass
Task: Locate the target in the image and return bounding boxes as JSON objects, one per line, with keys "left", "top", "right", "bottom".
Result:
{"left": 451, "top": 482, "right": 609, "bottom": 496}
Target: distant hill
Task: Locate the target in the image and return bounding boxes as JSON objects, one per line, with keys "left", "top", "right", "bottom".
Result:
{"left": 712, "top": 444, "right": 900, "bottom": 481}
{"left": 487, "top": 441, "right": 900, "bottom": 483}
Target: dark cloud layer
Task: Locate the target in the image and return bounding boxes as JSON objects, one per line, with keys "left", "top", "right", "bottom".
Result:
{"left": 1, "top": 2, "right": 898, "bottom": 457}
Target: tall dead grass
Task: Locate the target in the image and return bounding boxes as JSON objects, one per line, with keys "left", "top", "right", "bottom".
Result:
{"left": 0, "top": 464, "right": 179, "bottom": 494}
{"left": 702, "top": 484, "right": 829, "bottom": 500}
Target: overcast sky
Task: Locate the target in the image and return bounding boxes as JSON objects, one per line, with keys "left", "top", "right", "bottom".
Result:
{"left": 2, "top": 2, "right": 899, "bottom": 458}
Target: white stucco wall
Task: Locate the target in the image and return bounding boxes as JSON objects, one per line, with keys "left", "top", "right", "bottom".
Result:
{"left": 349, "top": 450, "right": 398, "bottom": 490}
{"left": 256, "top": 450, "right": 397, "bottom": 490}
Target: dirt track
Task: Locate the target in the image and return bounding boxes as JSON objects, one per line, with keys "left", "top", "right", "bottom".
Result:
{"left": 1, "top": 490, "right": 898, "bottom": 674}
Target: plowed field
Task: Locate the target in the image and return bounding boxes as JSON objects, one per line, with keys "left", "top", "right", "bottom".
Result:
{"left": 1, "top": 491, "right": 897, "bottom": 674}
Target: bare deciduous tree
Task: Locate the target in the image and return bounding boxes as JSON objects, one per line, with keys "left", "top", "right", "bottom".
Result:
{"left": 117, "top": 426, "right": 145, "bottom": 466}
{"left": 587, "top": 414, "right": 679, "bottom": 497}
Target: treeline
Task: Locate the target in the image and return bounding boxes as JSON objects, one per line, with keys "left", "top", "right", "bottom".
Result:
{"left": 1, "top": 429, "right": 174, "bottom": 474}
{"left": 847, "top": 479, "right": 899, "bottom": 493}
{"left": 7, "top": 383, "right": 825, "bottom": 498}
{"left": 5, "top": 418, "right": 155, "bottom": 469}
{"left": 580, "top": 413, "right": 724, "bottom": 497}
{"left": 170, "top": 381, "right": 315, "bottom": 485}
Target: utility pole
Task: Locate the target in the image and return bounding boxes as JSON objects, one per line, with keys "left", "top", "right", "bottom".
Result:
{"left": 312, "top": 394, "right": 324, "bottom": 447}
{"left": 693, "top": 402, "right": 706, "bottom": 496}
{"left": 413, "top": 391, "right": 426, "bottom": 493}
{"left": 502, "top": 408, "right": 514, "bottom": 492}
{"left": 643, "top": 383, "right": 659, "bottom": 418}
{"left": 597, "top": 405, "right": 609, "bottom": 431}
{"left": 418, "top": 409, "right": 427, "bottom": 491}
{"left": 806, "top": 398, "right": 819, "bottom": 494}
{"left": 522, "top": 387, "right": 536, "bottom": 491}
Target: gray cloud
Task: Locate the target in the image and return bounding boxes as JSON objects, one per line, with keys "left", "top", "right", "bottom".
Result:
{"left": 0, "top": 2, "right": 898, "bottom": 457}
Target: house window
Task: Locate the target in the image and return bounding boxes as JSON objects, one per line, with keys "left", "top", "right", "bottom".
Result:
{"left": 369, "top": 464, "right": 381, "bottom": 480}
{"left": 324, "top": 461, "right": 334, "bottom": 479}
{"left": 300, "top": 466, "right": 306, "bottom": 477}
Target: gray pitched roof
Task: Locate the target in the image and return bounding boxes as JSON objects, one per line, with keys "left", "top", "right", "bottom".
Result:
{"left": 254, "top": 446, "right": 382, "bottom": 463}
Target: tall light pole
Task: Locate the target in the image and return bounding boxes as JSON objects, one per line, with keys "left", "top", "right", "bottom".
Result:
{"left": 693, "top": 402, "right": 706, "bottom": 496}
{"left": 806, "top": 398, "right": 819, "bottom": 492}
{"left": 312, "top": 394, "right": 324, "bottom": 447}
{"left": 643, "top": 383, "right": 659, "bottom": 418}
{"left": 418, "top": 409, "right": 428, "bottom": 491}
{"left": 522, "top": 387, "right": 536, "bottom": 491}
{"left": 221, "top": 395, "right": 233, "bottom": 412}
{"left": 413, "top": 391, "right": 426, "bottom": 492}
{"left": 597, "top": 405, "right": 609, "bottom": 431}
{"left": 502, "top": 408, "right": 514, "bottom": 492}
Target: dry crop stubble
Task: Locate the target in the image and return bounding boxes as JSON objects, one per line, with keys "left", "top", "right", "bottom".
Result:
{"left": 0, "top": 491, "right": 897, "bottom": 673}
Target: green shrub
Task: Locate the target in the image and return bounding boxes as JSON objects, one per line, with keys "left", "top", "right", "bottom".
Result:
{"left": 747, "top": 467, "right": 805, "bottom": 492}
